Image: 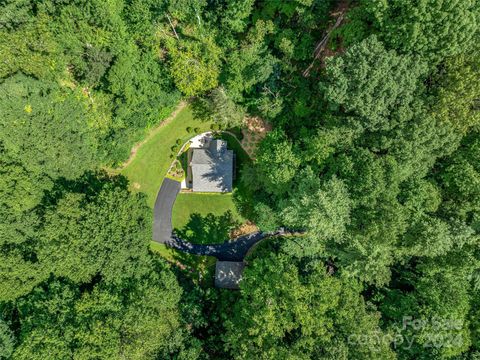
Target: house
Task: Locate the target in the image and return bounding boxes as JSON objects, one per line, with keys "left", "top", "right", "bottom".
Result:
{"left": 214, "top": 261, "right": 245, "bottom": 289}
{"left": 189, "top": 139, "right": 234, "bottom": 192}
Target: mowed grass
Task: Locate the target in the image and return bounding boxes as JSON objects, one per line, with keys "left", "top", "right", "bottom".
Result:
{"left": 120, "top": 106, "right": 212, "bottom": 207}
{"left": 172, "top": 193, "right": 245, "bottom": 229}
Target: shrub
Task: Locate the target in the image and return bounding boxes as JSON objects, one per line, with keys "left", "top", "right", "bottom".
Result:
{"left": 186, "top": 126, "right": 193, "bottom": 133}
{"left": 211, "top": 123, "right": 219, "bottom": 131}
{"left": 176, "top": 139, "right": 182, "bottom": 145}
{"left": 194, "top": 127, "right": 201, "bottom": 133}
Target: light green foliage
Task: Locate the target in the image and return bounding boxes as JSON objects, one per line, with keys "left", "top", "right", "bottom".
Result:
{"left": 0, "top": 320, "right": 14, "bottom": 359}
{"left": 401, "top": 216, "right": 475, "bottom": 257}
{"left": 281, "top": 172, "right": 351, "bottom": 251}
{"left": 224, "top": 253, "right": 395, "bottom": 359}
{"left": 12, "top": 266, "right": 195, "bottom": 360}
{"left": 38, "top": 184, "right": 151, "bottom": 285}
{"left": 255, "top": 130, "right": 301, "bottom": 196}
{"left": 381, "top": 256, "right": 476, "bottom": 359}
{"left": 324, "top": 36, "right": 427, "bottom": 131}
{"left": 438, "top": 134, "right": 480, "bottom": 226}
{"left": 0, "top": 14, "right": 62, "bottom": 79}
{"left": 207, "top": 87, "right": 245, "bottom": 128}
{"left": 168, "top": 38, "right": 221, "bottom": 96}
{"left": 0, "top": 74, "right": 98, "bottom": 179}
{"left": 253, "top": 202, "right": 281, "bottom": 232}
{"left": 222, "top": 20, "right": 278, "bottom": 101}
{"left": 433, "top": 54, "right": 480, "bottom": 134}
{"left": 1, "top": 0, "right": 480, "bottom": 358}
{"left": 363, "top": 0, "right": 480, "bottom": 62}
{"left": 220, "top": 0, "right": 255, "bottom": 33}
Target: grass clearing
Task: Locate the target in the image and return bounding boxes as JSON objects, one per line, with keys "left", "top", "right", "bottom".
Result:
{"left": 120, "top": 106, "right": 212, "bottom": 207}
{"left": 172, "top": 192, "right": 245, "bottom": 229}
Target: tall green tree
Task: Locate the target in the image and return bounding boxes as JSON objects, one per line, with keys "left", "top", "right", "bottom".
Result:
{"left": 362, "top": 0, "right": 480, "bottom": 62}
{"left": 323, "top": 36, "right": 427, "bottom": 131}
{"left": 224, "top": 252, "right": 395, "bottom": 359}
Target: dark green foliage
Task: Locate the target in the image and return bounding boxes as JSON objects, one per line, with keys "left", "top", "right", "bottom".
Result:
{"left": 224, "top": 252, "right": 395, "bottom": 359}
{"left": 255, "top": 129, "right": 301, "bottom": 196}
{"left": 323, "top": 36, "right": 427, "bottom": 131}
{"left": 361, "top": 0, "right": 480, "bottom": 63}
{"left": 11, "top": 264, "right": 196, "bottom": 360}
{"left": 2, "top": 0, "right": 480, "bottom": 358}
{"left": 38, "top": 180, "right": 152, "bottom": 285}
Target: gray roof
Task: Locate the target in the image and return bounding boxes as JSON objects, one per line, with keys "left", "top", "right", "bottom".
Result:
{"left": 215, "top": 261, "right": 245, "bottom": 289}
{"left": 191, "top": 140, "right": 233, "bottom": 192}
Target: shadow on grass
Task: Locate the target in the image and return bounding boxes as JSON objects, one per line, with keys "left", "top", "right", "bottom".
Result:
{"left": 169, "top": 211, "right": 240, "bottom": 286}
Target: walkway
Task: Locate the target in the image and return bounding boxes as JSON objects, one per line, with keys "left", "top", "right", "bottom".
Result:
{"left": 153, "top": 177, "right": 288, "bottom": 261}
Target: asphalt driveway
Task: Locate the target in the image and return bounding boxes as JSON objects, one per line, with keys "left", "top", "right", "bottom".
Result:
{"left": 152, "top": 178, "right": 297, "bottom": 261}
{"left": 153, "top": 178, "right": 181, "bottom": 243}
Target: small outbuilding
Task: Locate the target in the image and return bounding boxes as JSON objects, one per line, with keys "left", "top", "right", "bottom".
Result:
{"left": 214, "top": 261, "right": 245, "bottom": 289}
{"left": 189, "top": 139, "right": 234, "bottom": 193}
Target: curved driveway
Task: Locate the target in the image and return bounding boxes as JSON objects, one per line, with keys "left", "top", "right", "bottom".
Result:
{"left": 153, "top": 178, "right": 289, "bottom": 261}
{"left": 153, "top": 178, "right": 181, "bottom": 243}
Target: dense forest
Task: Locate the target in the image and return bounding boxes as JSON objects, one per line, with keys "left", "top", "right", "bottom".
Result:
{"left": 1, "top": 0, "right": 480, "bottom": 359}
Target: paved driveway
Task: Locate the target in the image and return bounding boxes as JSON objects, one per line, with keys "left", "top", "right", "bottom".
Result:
{"left": 152, "top": 178, "right": 297, "bottom": 261}
{"left": 165, "top": 231, "right": 284, "bottom": 261}
{"left": 153, "top": 178, "right": 181, "bottom": 243}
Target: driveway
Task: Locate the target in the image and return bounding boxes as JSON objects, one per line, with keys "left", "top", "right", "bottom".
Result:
{"left": 153, "top": 178, "right": 181, "bottom": 243}
{"left": 153, "top": 178, "right": 296, "bottom": 261}
{"left": 165, "top": 230, "right": 285, "bottom": 261}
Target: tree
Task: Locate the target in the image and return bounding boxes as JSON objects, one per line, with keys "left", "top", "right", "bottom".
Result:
{"left": 380, "top": 252, "right": 478, "bottom": 359}
{"left": 0, "top": 74, "right": 98, "bottom": 179}
{"left": 0, "top": 320, "right": 14, "bottom": 359}
{"left": 221, "top": 20, "right": 278, "bottom": 101}
{"left": 362, "top": 0, "right": 480, "bottom": 62}
{"left": 11, "top": 262, "right": 198, "bottom": 360}
{"left": 168, "top": 38, "right": 221, "bottom": 96}
{"left": 281, "top": 171, "right": 352, "bottom": 254}
{"left": 224, "top": 252, "right": 395, "bottom": 359}
{"left": 206, "top": 87, "right": 245, "bottom": 128}
{"left": 255, "top": 129, "right": 301, "bottom": 196}
{"left": 323, "top": 36, "right": 427, "bottom": 131}
{"left": 437, "top": 133, "right": 480, "bottom": 225}
{"left": 433, "top": 54, "right": 480, "bottom": 134}
{"left": 38, "top": 179, "right": 152, "bottom": 285}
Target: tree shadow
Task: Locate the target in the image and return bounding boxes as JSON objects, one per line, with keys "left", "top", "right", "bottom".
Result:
{"left": 190, "top": 97, "right": 213, "bottom": 122}
{"left": 170, "top": 211, "right": 240, "bottom": 286}
{"left": 39, "top": 170, "right": 130, "bottom": 210}
{"left": 174, "top": 211, "right": 239, "bottom": 245}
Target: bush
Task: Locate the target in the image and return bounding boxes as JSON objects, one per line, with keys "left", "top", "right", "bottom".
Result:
{"left": 186, "top": 126, "right": 193, "bottom": 133}
{"left": 194, "top": 127, "right": 201, "bottom": 133}
{"left": 171, "top": 144, "right": 180, "bottom": 153}
{"left": 176, "top": 139, "right": 182, "bottom": 145}
{"left": 211, "top": 123, "right": 219, "bottom": 131}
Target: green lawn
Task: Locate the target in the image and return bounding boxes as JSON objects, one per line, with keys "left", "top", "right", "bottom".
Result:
{"left": 120, "top": 106, "right": 212, "bottom": 207}
{"left": 172, "top": 193, "right": 245, "bottom": 229}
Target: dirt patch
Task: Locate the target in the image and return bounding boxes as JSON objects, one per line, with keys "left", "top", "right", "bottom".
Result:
{"left": 302, "top": 0, "right": 349, "bottom": 76}
{"left": 241, "top": 117, "right": 272, "bottom": 159}
{"left": 132, "top": 182, "right": 141, "bottom": 190}
{"left": 230, "top": 221, "right": 259, "bottom": 239}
